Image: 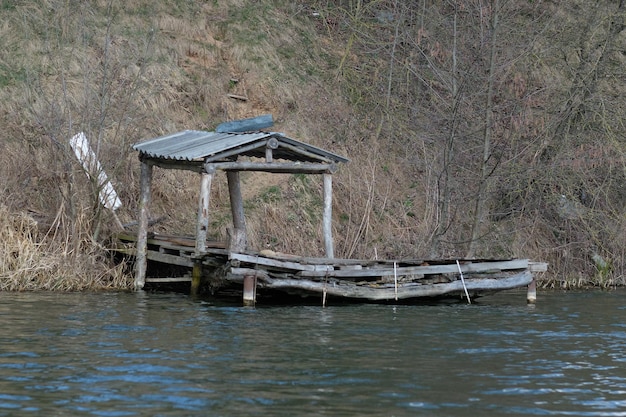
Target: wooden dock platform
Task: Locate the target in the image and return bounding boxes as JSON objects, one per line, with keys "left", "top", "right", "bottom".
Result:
{"left": 113, "top": 233, "right": 546, "bottom": 304}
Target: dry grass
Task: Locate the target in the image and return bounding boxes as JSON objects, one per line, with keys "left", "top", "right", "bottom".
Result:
{"left": 1, "top": 0, "right": 625, "bottom": 291}
{"left": 0, "top": 205, "right": 131, "bottom": 291}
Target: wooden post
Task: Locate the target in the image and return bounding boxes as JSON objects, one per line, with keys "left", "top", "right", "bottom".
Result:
{"left": 196, "top": 167, "right": 215, "bottom": 253}
{"left": 323, "top": 173, "right": 334, "bottom": 258}
{"left": 242, "top": 275, "right": 256, "bottom": 306}
{"left": 135, "top": 160, "right": 153, "bottom": 290}
{"left": 226, "top": 170, "right": 255, "bottom": 305}
{"left": 527, "top": 277, "right": 537, "bottom": 304}
{"left": 192, "top": 167, "right": 214, "bottom": 295}
{"left": 227, "top": 228, "right": 254, "bottom": 305}
{"left": 265, "top": 137, "right": 278, "bottom": 163}
{"left": 227, "top": 171, "right": 246, "bottom": 234}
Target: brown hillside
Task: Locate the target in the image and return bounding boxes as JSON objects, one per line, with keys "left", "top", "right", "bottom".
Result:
{"left": 1, "top": 0, "right": 625, "bottom": 290}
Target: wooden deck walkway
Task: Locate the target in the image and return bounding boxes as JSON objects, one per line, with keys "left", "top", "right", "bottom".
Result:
{"left": 113, "top": 233, "right": 546, "bottom": 304}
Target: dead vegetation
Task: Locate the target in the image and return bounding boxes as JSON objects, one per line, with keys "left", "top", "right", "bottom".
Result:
{"left": 0, "top": 205, "right": 129, "bottom": 291}
{"left": 0, "top": 0, "right": 625, "bottom": 290}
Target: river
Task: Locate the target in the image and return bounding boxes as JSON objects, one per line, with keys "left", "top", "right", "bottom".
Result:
{"left": 0, "top": 289, "right": 625, "bottom": 416}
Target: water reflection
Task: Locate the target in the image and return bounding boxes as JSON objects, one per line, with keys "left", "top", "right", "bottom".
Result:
{"left": 0, "top": 290, "right": 625, "bottom": 416}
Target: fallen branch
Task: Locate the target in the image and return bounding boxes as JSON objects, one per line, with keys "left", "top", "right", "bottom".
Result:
{"left": 227, "top": 93, "right": 248, "bottom": 101}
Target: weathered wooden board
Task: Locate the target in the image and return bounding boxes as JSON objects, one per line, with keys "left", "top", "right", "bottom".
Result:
{"left": 529, "top": 262, "right": 548, "bottom": 272}
{"left": 211, "top": 161, "right": 335, "bottom": 174}
{"left": 297, "top": 259, "right": 529, "bottom": 278}
{"left": 251, "top": 271, "right": 533, "bottom": 301}
{"left": 146, "top": 277, "right": 192, "bottom": 283}
{"left": 146, "top": 250, "right": 195, "bottom": 267}
{"left": 112, "top": 230, "right": 542, "bottom": 301}
{"left": 229, "top": 252, "right": 334, "bottom": 272}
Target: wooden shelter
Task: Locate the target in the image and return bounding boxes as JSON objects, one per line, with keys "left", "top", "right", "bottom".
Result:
{"left": 131, "top": 126, "right": 348, "bottom": 303}
{"left": 123, "top": 118, "right": 546, "bottom": 305}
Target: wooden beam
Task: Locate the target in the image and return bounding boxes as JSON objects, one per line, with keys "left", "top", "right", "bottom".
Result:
{"left": 135, "top": 161, "right": 153, "bottom": 290}
{"left": 527, "top": 277, "right": 537, "bottom": 304}
{"left": 210, "top": 161, "right": 336, "bottom": 174}
{"left": 250, "top": 271, "right": 534, "bottom": 301}
{"left": 323, "top": 173, "right": 334, "bottom": 258}
{"left": 529, "top": 262, "right": 548, "bottom": 272}
{"left": 150, "top": 159, "right": 205, "bottom": 173}
{"left": 196, "top": 170, "right": 214, "bottom": 254}
{"left": 225, "top": 170, "right": 253, "bottom": 306}
{"left": 243, "top": 275, "right": 256, "bottom": 306}
{"left": 193, "top": 169, "right": 214, "bottom": 295}
{"left": 227, "top": 171, "right": 246, "bottom": 233}
{"left": 278, "top": 142, "right": 334, "bottom": 163}
{"left": 146, "top": 277, "right": 192, "bottom": 283}
{"left": 298, "top": 259, "right": 530, "bottom": 278}
{"left": 146, "top": 250, "right": 195, "bottom": 267}
{"left": 229, "top": 252, "right": 334, "bottom": 272}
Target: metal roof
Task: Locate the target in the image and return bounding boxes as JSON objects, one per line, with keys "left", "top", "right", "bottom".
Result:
{"left": 132, "top": 130, "right": 348, "bottom": 164}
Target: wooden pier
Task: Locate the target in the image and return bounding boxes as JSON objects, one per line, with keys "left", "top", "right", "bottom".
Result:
{"left": 113, "top": 232, "right": 547, "bottom": 304}
{"left": 122, "top": 119, "right": 546, "bottom": 305}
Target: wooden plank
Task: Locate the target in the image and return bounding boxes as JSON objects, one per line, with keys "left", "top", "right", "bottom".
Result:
{"left": 259, "top": 254, "right": 378, "bottom": 267}
{"left": 229, "top": 252, "right": 334, "bottom": 272}
{"left": 151, "top": 237, "right": 225, "bottom": 250}
{"left": 250, "top": 271, "right": 533, "bottom": 301}
{"left": 114, "top": 246, "right": 226, "bottom": 268}
{"left": 145, "top": 277, "right": 192, "bottom": 283}
{"left": 529, "top": 262, "right": 548, "bottom": 272}
{"left": 298, "top": 259, "right": 529, "bottom": 278}
{"left": 146, "top": 250, "right": 194, "bottom": 267}
{"left": 231, "top": 267, "right": 271, "bottom": 279}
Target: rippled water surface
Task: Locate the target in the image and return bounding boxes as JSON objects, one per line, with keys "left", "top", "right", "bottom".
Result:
{"left": 1, "top": 290, "right": 625, "bottom": 416}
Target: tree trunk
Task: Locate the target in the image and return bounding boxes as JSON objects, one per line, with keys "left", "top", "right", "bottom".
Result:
{"left": 467, "top": 0, "right": 499, "bottom": 258}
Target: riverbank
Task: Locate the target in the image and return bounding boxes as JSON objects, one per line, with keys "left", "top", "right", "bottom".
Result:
{"left": 2, "top": 205, "right": 623, "bottom": 293}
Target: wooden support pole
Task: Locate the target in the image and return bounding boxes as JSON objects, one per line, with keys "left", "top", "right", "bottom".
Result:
{"left": 227, "top": 171, "right": 246, "bottom": 233}
{"left": 527, "top": 276, "right": 537, "bottom": 304}
{"left": 323, "top": 173, "right": 334, "bottom": 259}
{"left": 135, "top": 161, "right": 153, "bottom": 290}
{"left": 192, "top": 167, "right": 213, "bottom": 295}
{"left": 226, "top": 170, "right": 254, "bottom": 305}
{"left": 196, "top": 169, "right": 214, "bottom": 254}
{"left": 242, "top": 275, "right": 256, "bottom": 306}
{"left": 228, "top": 227, "right": 252, "bottom": 305}
{"left": 191, "top": 262, "right": 202, "bottom": 296}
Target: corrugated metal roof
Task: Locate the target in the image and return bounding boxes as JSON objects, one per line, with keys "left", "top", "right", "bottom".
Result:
{"left": 132, "top": 130, "right": 349, "bottom": 164}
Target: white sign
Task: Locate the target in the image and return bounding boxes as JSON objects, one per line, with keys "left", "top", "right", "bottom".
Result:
{"left": 69, "top": 132, "right": 122, "bottom": 211}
